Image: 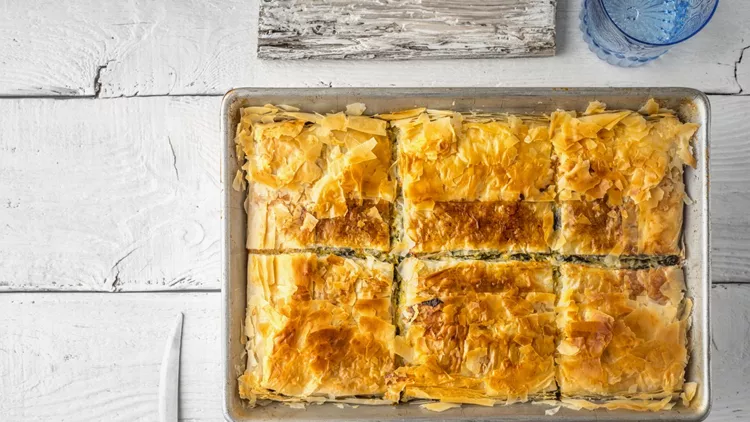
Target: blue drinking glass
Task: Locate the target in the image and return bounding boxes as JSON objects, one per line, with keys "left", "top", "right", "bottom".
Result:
{"left": 580, "top": 0, "right": 719, "bottom": 67}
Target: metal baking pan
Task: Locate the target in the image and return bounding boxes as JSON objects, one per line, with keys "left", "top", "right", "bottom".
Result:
{"left": 221, "top": 88, "right": 711, "bottom": 421}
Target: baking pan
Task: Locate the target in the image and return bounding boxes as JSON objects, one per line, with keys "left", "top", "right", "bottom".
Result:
{"left": 221, "top": 88, "right": 711, "bottom": 421}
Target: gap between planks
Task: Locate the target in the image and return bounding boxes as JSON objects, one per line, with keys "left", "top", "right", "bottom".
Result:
{"left": 0, "top": 281, "right": 743, "bottom": 295}
{"left": 0, "top": 289, "right": 223, "bottom": 294}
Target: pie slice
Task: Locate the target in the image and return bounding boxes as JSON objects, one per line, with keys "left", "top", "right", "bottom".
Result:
{"left": 551, "top": 100, "right": 698, "bottom": 255}
{"left": 388, "top": 110, "right": 556, "bottom": 255}
{"left": 556, "top": 263, "right": 690, "bottom": 403}
{"left": 239, "top": 253, "right": 396, "bottom": 403}
{"left": 386, "top": 258, "right": 557, "bottom": 404}
{"left": 235, "top": 105, "right": 396, "bottom": 252}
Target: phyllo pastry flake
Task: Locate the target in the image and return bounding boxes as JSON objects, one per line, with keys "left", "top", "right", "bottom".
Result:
{"left": 239, "top": 253, "right": 396, "bottom": 403}
{"left": 386, "top": 258, "right": 557, "bottom": 404}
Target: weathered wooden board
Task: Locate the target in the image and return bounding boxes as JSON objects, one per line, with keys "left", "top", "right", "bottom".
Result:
{"left": 708, "top": 284, "right": 750, "bottom": 420}
{"left": 258, "top": 0, "right": 556, "bottom": 60}
{"left": 0, "top": 293, "right": 221, "bottom": 422}
{"left": 0, "top": 94, "right": 748, "bottom": 291}
{"left": 0, "top": 0, "right": 748, "bottom": 96}
{"left": 0, "top": 97, "right": 222, "bottom": 291}
{"left": 708, "top": 96, "right": 750, "bottom": 282}
{"left": 0, "top": 286, "right": 747, "bottom": 421}
{"left": 0, "top": 0, "right": 250, "bottom": 97}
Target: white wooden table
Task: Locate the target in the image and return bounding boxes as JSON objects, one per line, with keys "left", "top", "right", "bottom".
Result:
{"left": 1, "top": 1, "right": 749, "bottom": 420}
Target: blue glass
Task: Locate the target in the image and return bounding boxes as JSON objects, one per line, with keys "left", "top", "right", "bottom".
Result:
{"left": 580, "top": 0, "right": 719, "bottom": 67}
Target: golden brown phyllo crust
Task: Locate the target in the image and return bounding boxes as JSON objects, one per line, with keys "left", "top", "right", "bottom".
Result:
{"left": 389, "top": 100, "right": 697, "bottom": 256}
{"left": 551, "top": 100, "right": 697, "bottom": 256}
{"left": 235, "top": 100, "right": 698, "bottom": 257}
{"left": 390, "top": 110, "right": 557, "bottom": 254}
{"left": 387, "top": 259, "right": 557, "bottom": 404}
{"left": 557, "top": 173, "right": 685, "bottom": 255}
{"left": 239, "top": 253, "right": 396, "bottom": 402}
{"left": 235, "top": 105, "right": 396, "bottom": 252}
{"left": 234, "top": 100, "right": 699, "bottom": 412}
{"left": 248, "top": 198, "right": 391, "bottom": 252}
{"left": 405, "top": 201, "right": 554, "bottom": 254}
{"left": 390, "top": 112, "right": 555, "bottom": 204}
{"left": 556, "top": 263, "right": 689, "bottom": 402}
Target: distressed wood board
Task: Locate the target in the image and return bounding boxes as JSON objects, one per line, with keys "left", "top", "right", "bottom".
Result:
{"left": 0, "top": 293, "right": 221, "bottom": 422}
{"left": 0, "top": 286, "right": 747, "bottom": 421}
{"left": 708, "top": 96, "right": 750, "bottom": 282}
{"left": 1, "top": 95, "right": 749, "bottom": 290}
{"left": 258, "top": 0, "right": 557, "bottom": 60}
{"left": 0, "top": 96, "right": 222, "bottom": 292}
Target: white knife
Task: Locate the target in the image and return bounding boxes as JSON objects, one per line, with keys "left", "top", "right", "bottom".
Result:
{"left": 158, "top": 312, "right": 184, "bottom": 422}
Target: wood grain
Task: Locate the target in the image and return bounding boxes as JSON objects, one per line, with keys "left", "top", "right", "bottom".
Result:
{"left": 709, "top": 284, "right": 750, "bottom": 420}
{"left": 258, "top": 0, "right": 556, "bottom": 60}
{"left": 0, "top": 97, "right": 222, "bottom": 291}
{"left": 0, "top": 0, "right": 249, "bottom": 97}
{"left": 0, "top": 287, "right": 746, "bottom": 421}
{"left": 707, "top": 97, "right": 750, "bottom": 282}
{"left": 0, "top": 293, "right": 221, "bottom": 422}
{"left": 0, "top": 0, "right": 748, "bottom": 96}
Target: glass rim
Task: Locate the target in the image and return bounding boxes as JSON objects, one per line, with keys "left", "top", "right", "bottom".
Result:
{"left": 600, "top": 0, "right": 719, "bottom": 47}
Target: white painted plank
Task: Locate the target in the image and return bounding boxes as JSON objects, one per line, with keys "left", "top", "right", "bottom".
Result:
{"left": 0, "top": 293, "right": 221, "bottom": 422}
{"left": 0, "top": 97, "right": 222, "bottom": 291}
{"left": 707, "top": 96, "right": 750, "bottom": 282}
{"left": 257, "top": 0, "right": 556, "bottom": 60}
{"left": 0, "top": 0, "right": 250, "bottom": 97}
{"left": 0, "top": 0, "right": 748, "bottom": 96}
{"left": 0, "top": 94, "right": 746, "bottom": 291}
{"left": 707, "top": 284, "right": 750, "bottom": 420}
{"left": 0, "top": 287, "right": 747, "bottom": 421}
